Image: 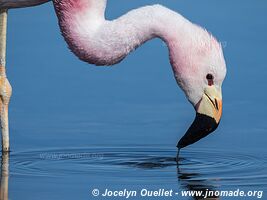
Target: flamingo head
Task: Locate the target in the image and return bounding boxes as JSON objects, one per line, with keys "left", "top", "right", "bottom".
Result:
{"left": 170, "top": 27, "right": 227, "bottom": 149}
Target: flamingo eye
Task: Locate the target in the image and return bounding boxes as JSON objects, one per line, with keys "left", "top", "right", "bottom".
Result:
{"left": 206, "top": 74, "right": 214, "bottom": 86}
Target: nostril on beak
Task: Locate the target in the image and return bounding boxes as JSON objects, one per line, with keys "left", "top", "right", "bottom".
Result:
{"left": 215, "top": 99, "right": 219, "bottom": 110}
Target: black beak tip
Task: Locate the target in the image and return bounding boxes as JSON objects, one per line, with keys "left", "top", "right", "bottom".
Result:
{"left": 177, "top": 113, "right": 219, "bottom": 149}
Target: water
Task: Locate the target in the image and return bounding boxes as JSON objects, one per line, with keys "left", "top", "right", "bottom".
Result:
{"left": 2, "top": 0, "right": 267, "bottom": 199}
{"left": 2, "top": 147, "right": 267, "bottom": 199}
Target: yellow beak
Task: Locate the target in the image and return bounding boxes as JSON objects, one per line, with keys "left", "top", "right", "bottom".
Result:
{"left": 177, "top": 85, "right": 223, "bottom": 149}
{"left": 197, "top": 85, "right": 223, "bottom": 123}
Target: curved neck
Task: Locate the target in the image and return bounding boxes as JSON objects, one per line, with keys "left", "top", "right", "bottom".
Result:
{"left": 53, "top": 0, "right": 210, "bottom": 74}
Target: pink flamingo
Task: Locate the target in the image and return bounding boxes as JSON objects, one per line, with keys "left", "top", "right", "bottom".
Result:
{"left": 1, "top": 0, "right": 226, "bottom": 151}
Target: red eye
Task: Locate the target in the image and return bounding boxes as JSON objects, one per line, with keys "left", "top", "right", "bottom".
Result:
{"left": 206, "top": 74, "right": 214, "bottom": 86}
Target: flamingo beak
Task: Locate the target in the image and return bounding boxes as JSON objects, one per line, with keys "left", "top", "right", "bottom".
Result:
{"left": 177, "top": 85, "right": 222, "bottom": 149}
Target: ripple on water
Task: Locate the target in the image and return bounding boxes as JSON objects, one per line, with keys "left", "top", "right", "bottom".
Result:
{"left": 6, "top": 147, "right": 267, "bottom": 188}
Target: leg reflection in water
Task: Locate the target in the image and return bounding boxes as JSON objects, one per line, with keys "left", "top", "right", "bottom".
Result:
{"left": 0, "top": 152, "right": 9, "bottom": 200}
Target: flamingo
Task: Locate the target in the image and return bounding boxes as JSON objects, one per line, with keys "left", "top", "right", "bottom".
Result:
{"left": 1, "top": 0, "right": 226, "bottom": 151}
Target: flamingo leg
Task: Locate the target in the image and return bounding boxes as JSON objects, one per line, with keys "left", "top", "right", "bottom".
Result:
{"left": 0, "top": 151, "right": 9, "bottom": 199}
{"left": 0, "top": 9, "right": 12, "bottom": 152}
{"left": 0, "top": 70, "right": 11, "bottom": 152}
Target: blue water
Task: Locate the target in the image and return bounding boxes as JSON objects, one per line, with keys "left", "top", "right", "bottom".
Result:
{"left": 1, "top": 0, "right": 267, "bottom": 199}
